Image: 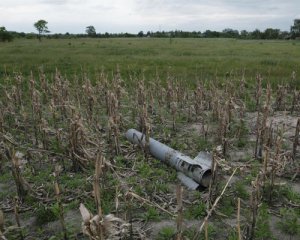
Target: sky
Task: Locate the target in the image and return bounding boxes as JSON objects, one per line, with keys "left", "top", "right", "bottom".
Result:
{"left": 1, "top": 0, "right": 300, "bottom": 34}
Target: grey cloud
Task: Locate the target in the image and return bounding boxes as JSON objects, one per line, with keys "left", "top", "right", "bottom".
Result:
{"left": 134, "top": 0, "right": 299, "bottom": 30}
{"left": 1, "top": 0, "right": 299, "bottom": 33}
{"left": 41, "top": 0, "right": 68, "bottom": 5}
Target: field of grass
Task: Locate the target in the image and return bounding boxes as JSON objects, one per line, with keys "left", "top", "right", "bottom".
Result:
{"left": 1, "top": 38, "right": 300, "bottom": 86}
{"left": 0, "top": 38, "right": 299, "bottom": 240}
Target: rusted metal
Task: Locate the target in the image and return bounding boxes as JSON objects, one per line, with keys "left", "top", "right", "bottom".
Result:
{"left": 125, "top": 129, "right": 212, "bottom": 189}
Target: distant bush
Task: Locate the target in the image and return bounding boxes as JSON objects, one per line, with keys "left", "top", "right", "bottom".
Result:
{"left": 0, "top": 27, "right": 14, "bottom": 42}
{"left": 25, "top": 32, "right": 37, "bottom": 39}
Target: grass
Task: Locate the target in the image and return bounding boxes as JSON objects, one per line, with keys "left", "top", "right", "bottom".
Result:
{"left": 1, "top": 38, "right": 300, "bottom": 87}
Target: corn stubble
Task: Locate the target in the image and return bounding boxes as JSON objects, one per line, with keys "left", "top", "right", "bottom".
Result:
{"left": 0, "top": 68, "right": 299, "bottom": 239}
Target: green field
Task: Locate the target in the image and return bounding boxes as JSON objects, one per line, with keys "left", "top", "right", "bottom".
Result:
{"left": 1, "top": 38, "right": 300, "bottom": 86}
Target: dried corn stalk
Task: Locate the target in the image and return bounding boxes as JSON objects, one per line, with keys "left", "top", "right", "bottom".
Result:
{"left": 170, "top": 101, "right": 177, "bottom": 131}
{"left": 275, "top": 85, "right": 286, "bottom": 111}
{"left": 249, "top": 174, "right": 262, "bottom": 240}
{"left": 10, "top": 149, "right": 28, "bottom": 201}
{"left": 255, "top": 74, "right": 262, "bottom": 111}
{"left": 69, "top": 114, "right": 88, "bottom": 171}
{"left": 79, "top": 203, "right": 142, "bottom": 240}
{"left": 257, "top": 83, "right": 272, "bottom": 158}
{"left": 176, "top": 185, "right": 183, "bottom": 240}
{"left": 290, "top": 90, "right": 299, "bottom": 114}
{"left": 54, "top": 166, "right": 68, "bottom": 240}
{"left": 0, "top": 108, "right": 3, "bottom": 134}
{"left": 194, "top": 82, "right": 204, "bottom": 116}
{"left": 292, "top": 118, "right": 300, "bottom": 160}
{"left": 82, "top": 77, "right": 95, "bottom": 123}
{"left": 106, "top": 91, "right": 121, "bottom": 155}
{"left": 0, "top": 210, "right": 4, "bottom": 233}
{"left": 94, "top": 152, "right": 103, "bottom": 218}
{"left": 14, "top": 197, "right": 24, "bottom": 240}
{"left": 237, "top": 198, "right": 241, "bottom": 240}
{"left": 0, "top": 230, "right": 7, "bottom": 240}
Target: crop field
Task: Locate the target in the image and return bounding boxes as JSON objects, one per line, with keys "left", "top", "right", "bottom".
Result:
{"left": 1, "top": 38, "right": 300, "bottom": 84}
{"left": 0, "top": 38, "right": 300, "bottom": 240}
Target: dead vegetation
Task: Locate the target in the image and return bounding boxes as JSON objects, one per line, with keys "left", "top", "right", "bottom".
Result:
{"left": 0, "top": 69, "right": 299, "bottom": 239}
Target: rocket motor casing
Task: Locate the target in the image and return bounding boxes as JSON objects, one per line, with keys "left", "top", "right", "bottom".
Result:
{"left": 125, "top": 129, "right": 212, "bottom": 188}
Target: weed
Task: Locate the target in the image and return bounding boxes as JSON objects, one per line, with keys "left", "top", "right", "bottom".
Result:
{"left": 156, "top": 226, "right": 175, "bottom": 240}
{"left": 250, "top": 160, "right": 261, "bottom": 177}
{"left": 133, "top": 184, "right": 144, "bottom": 196}
{"left": 244, "top": 96, "right": 257, "bottom": 112}
{"left": 115, "top": 155, "right": 129, "bottom": 168}
{"left": 35, "top": 203, "right": 60, "bottom": 225}
{"left": 183, "top": 224, "right": 216, "bottom": 240}
{"left": 278, "top": 208, "right": 300, "bottom": 236}
{"left": 143, "top": 207, "right": 160, "bottom": 222}
{"left": 236, "top": 138, "right": 247, "bottom": 148}
{"left": 185, "top": 200, "right": 206, "bottom": 219}
{"left": 60, "top": 173, "right": 87, "bottom": 190}
{"left": 227, "top": 228, "right": 238, "bottom": 240}
{"left": 240, "top": 154, "right": 253, "bottom": 163}
{"left": 196, "top": 137, "right": 211, "bottom": 151}
{"left": 255, "top": 203, "right": 273, "bottom": 239}
{"left": 65, "top": 199, "right": 80, "bottom": 211}
{"left": 278, "top": 185, "right": 300, "bottom": 205}
{"left": 0, "top": 171, "right": 11, "bottom": 182}
{"left": 155, "top": 182, "right": 170, "bottom": 193}
{"left": 183, "top": 227, "right": 198, "bottom": 239}
{"left": 219, "top": 196, "right": 235, "bottom": 217}
{"left": 233, "top": 181, "right": 249, "bottom": 200}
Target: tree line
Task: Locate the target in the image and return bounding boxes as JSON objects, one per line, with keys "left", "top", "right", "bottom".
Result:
{"left": 1, "top": 19, "right": 300, "bottom": 42}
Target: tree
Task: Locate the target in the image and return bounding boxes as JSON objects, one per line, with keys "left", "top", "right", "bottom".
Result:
{"left": 137, "top": 31, "right": 144, "bottom": 37}
{"left": 279, "top": 31, "right": 289, "bottom": 39}
{"left": 222, "top": 28, "right": 239, "bottom": 38}
{"left": 203, "top": 30, "right": 220, "bottom": 38}
{"left": 240, "top": 30, "right": 249, "bottom": 39}
{"left": 291, "top": 19, "right": 300, "bottom": 39}
{"left": 86, "top": 26, "right": 96, "bottom": 37}
{"left": 251, "top": 29, "right": 262, "bottom": 39}
{"left": 263, "top": 28, "right": 280, "bottom": 39}
{"left": 34, "top": 20, "right": 49, "bottom": 41}
{"left": 0, "top": 26, "right": 13, "bottom": 42}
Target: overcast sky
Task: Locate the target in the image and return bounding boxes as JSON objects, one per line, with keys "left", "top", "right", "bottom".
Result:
{"left": 1, "top": 0, "right": 299, "bottom": 34}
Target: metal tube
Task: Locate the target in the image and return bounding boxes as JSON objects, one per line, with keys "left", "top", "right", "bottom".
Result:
{"left": 125, "top": 129, "right": 212, "bottom": 188}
